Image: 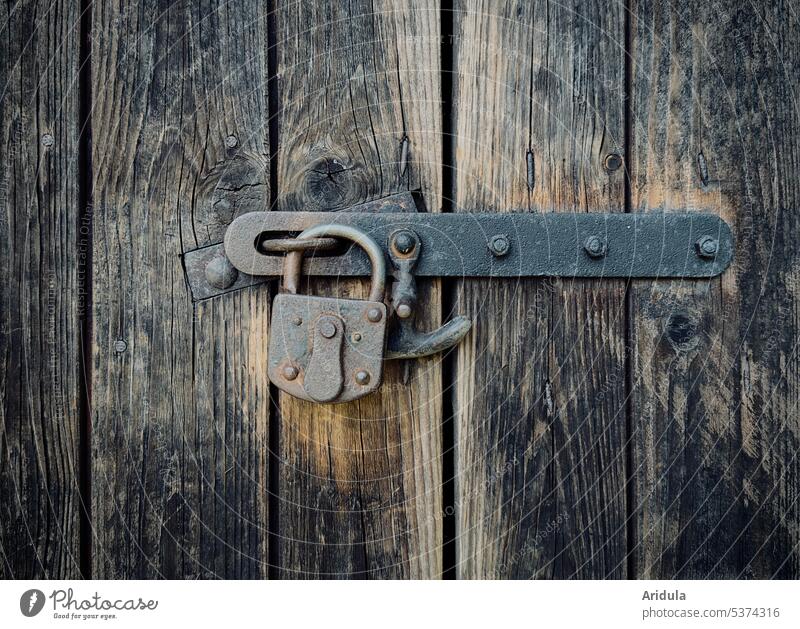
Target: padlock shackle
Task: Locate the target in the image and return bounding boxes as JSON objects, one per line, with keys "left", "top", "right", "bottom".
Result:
{"left": 283, "top": 224, "right": 386, "bottom": 302}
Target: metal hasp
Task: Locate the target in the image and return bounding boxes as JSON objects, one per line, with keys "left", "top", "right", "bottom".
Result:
{"left": 185, "top": 192, "right": 734, "bottom": 299}
{"left": 184, "top": 192, "right": 734, "bottom": 403}
{"left": 222, "top": 196, "right": 733, "bottom": 282}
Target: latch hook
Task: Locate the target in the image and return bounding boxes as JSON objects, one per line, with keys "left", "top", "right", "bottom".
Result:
{"left": 385, "top": 229, "right": 472, "bottom": 360}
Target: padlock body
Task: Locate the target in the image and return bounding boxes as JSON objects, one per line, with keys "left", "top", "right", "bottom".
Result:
{"left": 268, "top": 294, "right": 387, "bottom": 403}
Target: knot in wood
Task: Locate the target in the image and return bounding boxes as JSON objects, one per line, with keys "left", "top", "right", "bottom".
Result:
{"left": 303, "top": 157, "right": 360, "bottom": 210}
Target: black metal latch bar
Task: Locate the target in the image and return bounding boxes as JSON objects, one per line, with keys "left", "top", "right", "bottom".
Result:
{"left": 225, "top": 208, "right": 732, "bottom": 279}
{"left": 184, "top": 192, "right": 732, "bottom": 301}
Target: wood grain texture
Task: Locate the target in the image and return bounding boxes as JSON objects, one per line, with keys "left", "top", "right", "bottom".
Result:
{"left": 276, "top": 0, "right": 443, "bottom": 578}
{"left": 0, "top": 0, "right": 82, "bottom": 578}
{"left": 451, "top": 0, "right": 629, "bottom": 578}
{"left": 5, "top": 0, "right": 798, "bottom": 582}
{"left": 629, "top": 0, "right": 800, "bottom": 578}
{"left": 91, "top": 0, "right": 271, "bottom": 578}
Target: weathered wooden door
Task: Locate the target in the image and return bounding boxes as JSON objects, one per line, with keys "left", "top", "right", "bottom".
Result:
{"left": 2, "top": 0, "right": 798, "bottom": 579}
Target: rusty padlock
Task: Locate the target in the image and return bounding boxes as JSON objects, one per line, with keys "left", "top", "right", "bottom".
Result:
{"left": 268, "top": 224, "right": 387, "bottom": 403}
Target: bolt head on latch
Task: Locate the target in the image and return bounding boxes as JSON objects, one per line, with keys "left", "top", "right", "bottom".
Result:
{"left": 488, "top": 234, "right": 511, "bottom": 257}
{"left": 695, "top": 235, "right": 718, "bottom": 259}
{"left": 584, "top": 235, "right": 607, "bottom": 258}
{"left": 391, "top": 230, "right": 417, "bottom": 255}
{"left": 396, "top": 303, "right": 413, "bottom": 319}
{"left": 205, "top": 254, "right": 239, "bottom": 289}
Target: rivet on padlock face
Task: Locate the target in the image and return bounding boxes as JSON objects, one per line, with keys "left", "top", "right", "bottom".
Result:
{"left": 267, "top": 225, "right": 388, "bottom": 404}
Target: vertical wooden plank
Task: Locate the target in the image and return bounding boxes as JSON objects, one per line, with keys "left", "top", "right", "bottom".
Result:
{"left": 630, "top": 0, "right": 800, "bottom": 577}
{"left": 452, "top": 1, "right": 629, "bottom": 578}
{"left": 0, "top": 0, "right": 82, "bottom": 578}
{"left": 276, "top": 0, "right": 443, "bottom": 577}
{"left": 91, "top": 0, "right": 271, "bottom": 577}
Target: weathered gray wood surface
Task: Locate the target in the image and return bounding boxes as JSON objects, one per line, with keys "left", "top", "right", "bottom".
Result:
{"left": 451, "top": 0, "right": 629, "bottom": 578}
{"left": 2, "top": 0, "right": 798, "bottom": 580}
{"left": 629, "top": 0, "right": 800, "bottom": 578}
{"left": 275, "top": 0, "right": 443, "bottom": 578}
{"left": 0, "top": 0, "right": 83, "bottom": 578}
{"left": 90, "top": 1, "right": 271, "bottom": 578}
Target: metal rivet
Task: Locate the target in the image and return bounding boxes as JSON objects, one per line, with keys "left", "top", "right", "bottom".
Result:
{"left": 41, "top": 133, "right": 54, "bottom": 147}
{"left": 292, "top": 316, "right": 303, "bottom": 326}
{"left": 352, "top": 332, "right": 362, "bottom": 342}
{"left": 367, "top": 307, "right": 383, "bottom": 322}
{"left": 696, "top": 236, "right": 718, "bottom": 259}
{"left": 283, "top": 365, "right": 298, "bottom": 381}
{"left": 488, "top": 234, "right": 510, "bottom": 257}
{"left": 392, "top": 230, "right": 417, "bottom": 255}
{"left": 225, "top": 134, "right": 238, "bottom": 149}
{"left": 205, "top": 255, "right": 238, "bottom": 289}
{"left": 604, "top": 153, "right": 623, "bottom": 172}
{"left": 355, "top": 370, "right": 371, "bottom": 385}
{"left": 396, "top": 303, "right": 413, "bottom": 319}
{"left": 318, "top": 319, "right": 337, "bottom": 338}
{"left": 584, "top": 235, "right": 607, "bottom": 258}
{"left": 114, "top": 339, "right": 127, "bottom": 353}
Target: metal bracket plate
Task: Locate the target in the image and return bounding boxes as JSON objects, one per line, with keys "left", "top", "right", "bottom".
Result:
{"left": 183, "top": 192, "right": 733, "bottom": 300}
